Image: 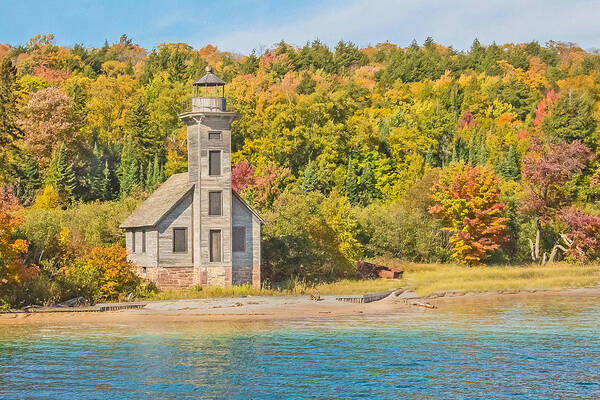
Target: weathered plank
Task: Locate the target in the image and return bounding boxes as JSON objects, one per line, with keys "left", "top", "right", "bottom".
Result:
{"left": 336, "top": 290, "right": 396, "bottom": 304}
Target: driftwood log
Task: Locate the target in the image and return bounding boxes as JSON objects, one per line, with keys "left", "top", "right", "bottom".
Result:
{"left": 411, "top": 301, "right": 436, "bottom": 309}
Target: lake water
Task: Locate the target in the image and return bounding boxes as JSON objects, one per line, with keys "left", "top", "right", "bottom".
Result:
{"left": 1, "top": 295, "right": 599, "bottom": 399}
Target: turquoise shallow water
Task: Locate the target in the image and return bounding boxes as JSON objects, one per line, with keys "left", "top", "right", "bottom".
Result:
{"left": 1, "top": 295, "right": 600, "bottom": 399}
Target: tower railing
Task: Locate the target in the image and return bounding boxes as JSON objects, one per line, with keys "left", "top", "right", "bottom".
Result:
{"left": 191, "top": 97, "right": 227, "bottom": 112}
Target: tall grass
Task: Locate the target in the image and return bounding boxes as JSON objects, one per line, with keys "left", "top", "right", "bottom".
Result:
{"left": 401, "top": 263, "right": 600, "bottom": 295}
{"left": 143, "top": 263, "right": 600, "bottom": 301}
{"left": 144, "top": 279, "right": 402, "bottom": 301}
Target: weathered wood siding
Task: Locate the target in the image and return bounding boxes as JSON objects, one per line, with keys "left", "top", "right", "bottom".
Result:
{"left": 126, "top": 229, "right": 158, "bottom": 267}
{"left": 157, "top": 191, "right": 194, "bottom": 266}
{"left": 187, "top": 123, "right": 200, "bottom": 185}
{"left": 197, "top": 114, "right": 234, "bottom": 271}
{"left": 252, "top": 214, "right": 261, "bottom": 285}
{"left": 232, "top": 195, "right": 254, "bottom": 284}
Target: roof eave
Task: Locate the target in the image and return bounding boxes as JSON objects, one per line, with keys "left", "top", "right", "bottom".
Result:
{"left": 119, "top": 223, "right": 156, "bottom": 230}
{"left": 232, "top": 190, "right": 265, "bottom": 224}
{"left": 152, "top": 185, "right": 195, "bottom": 228}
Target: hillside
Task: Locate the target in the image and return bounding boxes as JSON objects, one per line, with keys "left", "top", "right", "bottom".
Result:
{"left": 1, "top": 34, "right": 600, "bottom": 306}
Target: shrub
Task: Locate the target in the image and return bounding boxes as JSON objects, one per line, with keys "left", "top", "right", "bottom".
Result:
{"left": 63, "top": 245, "right": 140, "bottom": 302}
{"left": 261, "top": 189, "right": 356, "bottom": 283}
{"left": 357, "top": 201, "right": 449, "bottom": 263}
{"left": 17, "top": 196, "right": 141, "bottom": 252}
{"left": 0, "top": 189, "right": 39, "bottom": 307}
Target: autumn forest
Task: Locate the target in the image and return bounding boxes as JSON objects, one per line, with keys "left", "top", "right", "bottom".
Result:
{"left": 1, "top": 34, "right": 600, "bottom": 307}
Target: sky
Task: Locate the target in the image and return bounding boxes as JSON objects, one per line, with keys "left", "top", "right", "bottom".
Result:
{"left": 1, "top": 0, "right": 599, "bottom": 53}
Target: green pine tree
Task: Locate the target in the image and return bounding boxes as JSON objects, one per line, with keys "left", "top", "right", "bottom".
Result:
{"left": 360, "top": 163, "right": 376, "bottom": 205}
{"left": 451, "top": 141, "right": 458, "bottom": 163}
{"left": 119, "top": 138, "right": 140, "bottom": 196}
{"left": 126, "top": 97, "right": 162, "bottom": 165}
{"left": 0, "top": 58, "right": 23, "bottom": 178}
{"left": 467, "top": 134, "right": 476, "bottom": 165}
{"left": 151, "top": 153, "right": 161, "bottom": 187}
{"left": 501, "top": 146, "right": 520, "bottom": 181}
{"left": 425, "top": 146, "right": 435, "bottom": 167}
{"left": 46, "top": 145, "right": 77, "bottom": 202}
{"left": 89, "top": 142, "right": 104, "bottom": 200}
{"left": 346, "top": 157, "right": 359, "bottom": 206}
{"left": 145, "top": 160, "right": 155, "bottom": 190}
{"left": 101, "top": 161, "right": 112, "bottom": 200}
{"left": 297, "top": 72, "right": 316, "bottom": 95}
{"left": 157, "top": 161, "right": 165, "bottom": 184}
{"left": 301, "top": 159, "right": 319, "bottom": 192}
{"left": 20, "top": 157, "right": 41, "bottom": 203}
{"left": 477, "top": 136, "right": 488, "bottom": 165}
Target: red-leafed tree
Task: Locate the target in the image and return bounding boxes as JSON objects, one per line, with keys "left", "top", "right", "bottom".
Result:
{"left": 458, "top": 110, "right": 477, "bottom": 129}
{"left": 533, "top": 89, "right": 559, "bottom": 127}
{"left": 429, "top": 162, "right": 508, "bottom": 265}
{"left": 558, "top": 207, "right": 600, "bottom": 262}
{"left": 231, "top": 161, "right": 256, "bottom": 193}
{"left": 521, "top": 139, "right": 591, "bottom": 219}
{"left": 252, "top": 163, "right": 292, "bottom": 210}
{"left": 520, "top": 138, "right": 593, "bottom": 262}
{"left": 19, "top": 87, "right": 76, "bottom": 167}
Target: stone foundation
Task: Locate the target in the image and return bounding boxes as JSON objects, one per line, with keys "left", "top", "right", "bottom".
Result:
{"left": 137, "top": 265, "right": 258, "bottom": 289}
{"left": 137, "top": 266, "right": 195, "bottom": 289}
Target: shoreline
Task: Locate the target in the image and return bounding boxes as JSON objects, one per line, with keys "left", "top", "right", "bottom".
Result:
{"left": 1, "top": 287, "right": 599, "bottom": 325}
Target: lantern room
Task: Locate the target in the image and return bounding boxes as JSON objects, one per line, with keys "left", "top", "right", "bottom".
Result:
{"left": 192, "top": 65, "right": 227, "bottom": 112}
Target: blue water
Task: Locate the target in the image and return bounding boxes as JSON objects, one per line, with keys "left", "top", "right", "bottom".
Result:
{"left": 1, "top": 295, "right": 600, "bottom": 399}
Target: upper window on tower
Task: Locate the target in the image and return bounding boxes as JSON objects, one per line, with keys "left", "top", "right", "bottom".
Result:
{"left": 209, "top": 131, "right": 222, "bottom": 140}
{"left": 209, "top": 151, "right": 221, "bottom": 176}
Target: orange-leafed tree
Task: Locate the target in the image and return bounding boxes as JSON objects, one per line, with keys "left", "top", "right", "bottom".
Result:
{"left": 74, "top": 245, "right": 139, "bottom": 301}
{"left": 429, "top": 162, "right": 508, "bottom": 265}
{"left": 0, "top": 187, "right": 38, "bottom": 290}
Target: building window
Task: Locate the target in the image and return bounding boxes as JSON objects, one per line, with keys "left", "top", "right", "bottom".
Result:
{"left": 131, "top": 230, "right": 136, "bottom": 253}
{"left": 142, "top": 230, "right": 146, "bottom": 253}
{"left": 209, "top": 229, "right": 222, "bottom": 262}
{"left": 142, "top": 267, "right": 147, "bottom": 274}
{"left": 173, "top": 228, "right": 187, "bottom": 253}
{"left": 209, "top": 131, "right": 222, "bottom": 140}
{"left": 233, "top": 226, "right": 246, "bottom": 252}
{"left": 209, "top": 191, "right": 222, "bottom": 216}
{"left": 209, "top": 151, "right": 221, "bottom": 176}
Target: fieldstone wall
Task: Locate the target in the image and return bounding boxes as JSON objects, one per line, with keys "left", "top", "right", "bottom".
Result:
{"left": 137, "top": 266, "right": 236, "bottom": 289}
{"left": 137, "top": 266, "right": 194, "bottom": 289}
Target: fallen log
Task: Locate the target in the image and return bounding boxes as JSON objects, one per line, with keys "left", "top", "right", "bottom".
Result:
{"left": 410, "top": 301, "right": 436, "bottom": 309}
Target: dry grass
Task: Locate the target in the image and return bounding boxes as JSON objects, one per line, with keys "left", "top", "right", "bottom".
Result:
{"left": 143, "top": 263, "right": 600, "bottom": 300}
{"left": 400, "top": 263, "right": 600, "bottom": 295}
{"left": 144, "top": 279, "right": 402, "bottom": 301}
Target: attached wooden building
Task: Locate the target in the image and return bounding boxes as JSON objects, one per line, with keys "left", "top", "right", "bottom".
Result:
{"left": 120, "top": 67, "right": 263, "bottom": 289}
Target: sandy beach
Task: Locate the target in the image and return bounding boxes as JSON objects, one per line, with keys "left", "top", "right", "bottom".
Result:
{"left": 2, "top": 287, "right": 599, "bottom": 325}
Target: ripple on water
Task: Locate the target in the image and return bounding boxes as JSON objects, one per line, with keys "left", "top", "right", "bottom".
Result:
{"left": 0, "top": 295, "right": 600, "bottom": 399}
